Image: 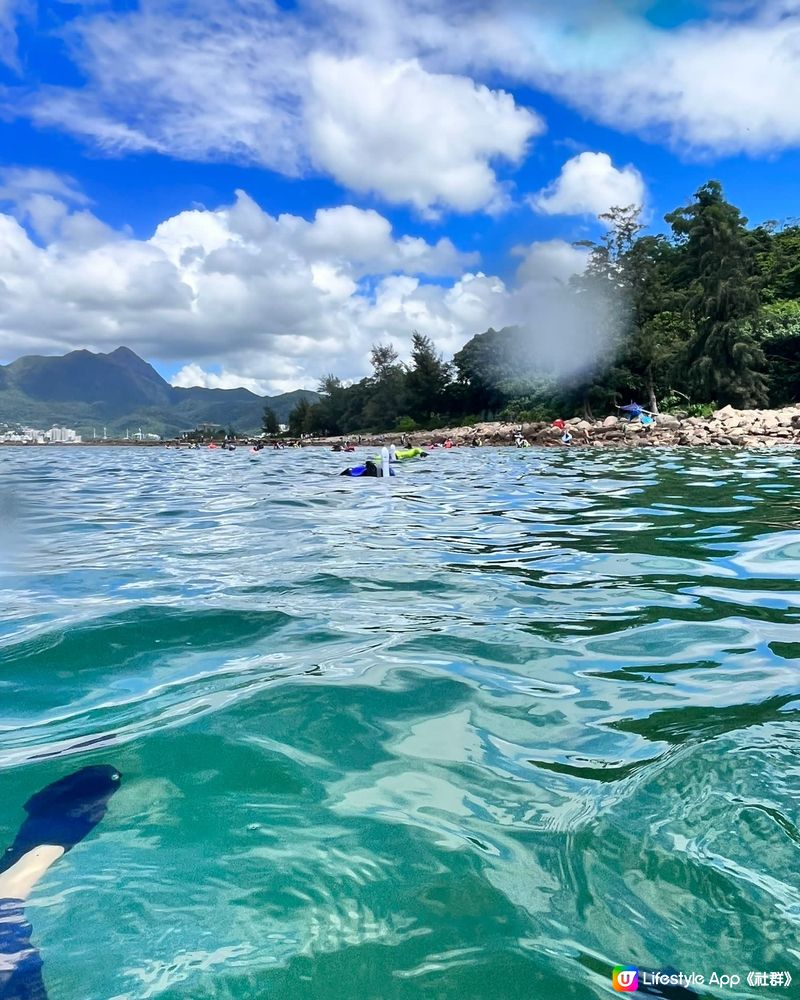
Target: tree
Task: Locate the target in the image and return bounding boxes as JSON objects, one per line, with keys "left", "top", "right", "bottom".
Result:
{"left": 405, "top": 331, "right": 451, "bottom": 422}
{"left": 571, "top": 205, "right": 643, "bottom": 413}
{"left": 666, "top": 181, "right": 767, "bottom": 407}
{"left": 754, "top": 222, "right": 800, "bottom": 303}
{"left": 370, "top": 344, "right": 400, "bottom": 379}
{"left": 452, "top": 327, "right": 517, "bottom": 416}
{"left": 622, "top": 235, "right": 691, "bottom": 411}
{"left": 761, "top": 300, "right": 800, "bottom": 405}
{"left": 575, "top": 204, "right": 644, "bottom": 289}
{"left": 287, "top": 398, "right": 312, "bottom": 437}
{"left": 261, "top": 406, "right": 279, "bottom": 435}
{"left": 363, "top": 342, "right": 406, "bottom": 429}
{"left": 312, "top": 374, "right": 345, "bottom": 436}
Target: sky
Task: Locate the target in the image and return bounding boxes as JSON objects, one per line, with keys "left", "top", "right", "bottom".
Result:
{"left": 1, "top": 0, "right": 800, "bottom": 394}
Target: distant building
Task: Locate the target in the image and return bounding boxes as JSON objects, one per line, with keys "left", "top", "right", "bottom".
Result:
{"left": 47, "top": 426, "right": 82, "bottom": 443}
{"left": 0, "top": 424, "right": 48, "bottom": 443}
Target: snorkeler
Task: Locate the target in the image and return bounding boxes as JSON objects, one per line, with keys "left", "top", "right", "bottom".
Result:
{"left": 339, "top": 460, "right": 395, "bottom": 477}
{"left": 0, "top": 765, "right": 122, "bottom": 1000}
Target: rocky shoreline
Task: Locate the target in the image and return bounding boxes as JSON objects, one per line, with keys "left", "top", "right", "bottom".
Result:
{"left": 319, "top": 404, "right": 800, "bottom": 449}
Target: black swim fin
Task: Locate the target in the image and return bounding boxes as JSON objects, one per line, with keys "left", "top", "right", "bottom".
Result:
{"left": 0, "top": 765, "right": 121, "bottom": 874}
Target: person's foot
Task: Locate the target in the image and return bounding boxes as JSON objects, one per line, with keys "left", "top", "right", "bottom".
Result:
{"left": 0, "top": 765, "right": 121, "bottom": 875}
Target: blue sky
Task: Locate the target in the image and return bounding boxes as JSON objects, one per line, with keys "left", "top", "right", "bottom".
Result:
{"left": 1, "top": 0, "right": 799, "bottom": 392}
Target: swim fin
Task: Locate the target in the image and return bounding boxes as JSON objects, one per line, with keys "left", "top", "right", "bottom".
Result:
{"left": 0, "top": 765, "right": 121, "bottom": 875}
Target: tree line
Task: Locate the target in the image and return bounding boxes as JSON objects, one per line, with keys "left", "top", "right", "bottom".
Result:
{"left": 282, "top": 181, "right": 800, "bottom": 437}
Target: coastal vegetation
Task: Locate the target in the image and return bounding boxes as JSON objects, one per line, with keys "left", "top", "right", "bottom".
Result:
{"left": 288, "top": 181, "right": 800, "bottom": 437}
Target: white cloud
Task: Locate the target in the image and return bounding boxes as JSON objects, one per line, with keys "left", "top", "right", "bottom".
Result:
{"left": 0, "top": 167, "right": 94, "bottom": 242}
{"left": 0, "top": 0, "right": 28, "bottom": 68}
{"left": 6, "top": 4, "right": 542, "bottom": 214}
{"left": 0, "top": 166, "right": 89, "bottom": 205}
{"left": 523, "top": 8, "right": 800, "bottom": 158}
{"left": 306, "top": 55, "right": 542, "bottom": 215}
{"left": 513, "top": 239, "right": 589, "bottom": 288}
{"left": 0, "top": 190, "right": 496, "bottom": 390}
{"left": 326, "top": 0, "right": 800, "bottom": 158}
{"left": 170, "top": 363, "right": 274, "bottom": 394}
{"left": 531, "top": 153, "right": 646, "bottom": 219}
{"left": 0, "top": 188, "right": 611, "bottom": 391}
{"left": 16, "top": 3, "right": 310, "bottom": 169}
{"left": 6, "top": 0, "right": 800, "bottom": 179}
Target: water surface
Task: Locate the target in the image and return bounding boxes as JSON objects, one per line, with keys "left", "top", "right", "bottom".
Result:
{"left": 1, "top": 446, "right": 798, "bottom": 998}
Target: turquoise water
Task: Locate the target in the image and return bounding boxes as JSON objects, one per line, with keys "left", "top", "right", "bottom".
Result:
{"left": 1, "top": 446, "right": 799, "bottom": 999}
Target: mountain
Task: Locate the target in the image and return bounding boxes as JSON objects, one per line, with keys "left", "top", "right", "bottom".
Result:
{"left": 0, "top": 347, "right": 318, "bottom": 437}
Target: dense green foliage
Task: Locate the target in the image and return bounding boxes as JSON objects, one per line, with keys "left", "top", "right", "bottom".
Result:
{"left": 289, "top": 182, "right": 800, "bottom": 435}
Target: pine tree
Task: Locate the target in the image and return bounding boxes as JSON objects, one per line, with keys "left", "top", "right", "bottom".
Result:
{"left": 405, "top": 331, "right": 451, "bottom": 421}
{"left": 666, "top": 181, "right": 767, "bottom": 407}
{"left": 287, "top": 398, "right": 311, "bottom": 437}
{"left": 261, "top": 406, "right": 279, "bottom": 435}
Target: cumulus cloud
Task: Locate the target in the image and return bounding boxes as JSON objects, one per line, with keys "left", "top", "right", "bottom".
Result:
{"left": 0, "top": 187, "right": 609, "bottom": 390}
{"left": 0, "top": 190, "right": 496, "bottom": 389}
{"left": 513, "top": 239, "right": 589, "bottom": 288}
{"left": 326, "top": 0, "right": 800, "bottom": 158}
{"left": 170, "top": 363, "right": 274, "bottom": 395}
{"left": 306, "top": 55, "right": 542, "bottom": 215}
{"left": 8, "top": 3, "right": 541, "bottom": 214}
{"left": 531, "top": 153, "right": 646, "bottom": 219}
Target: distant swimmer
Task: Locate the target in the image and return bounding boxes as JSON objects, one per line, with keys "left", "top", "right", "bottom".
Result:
{"left": 340, "top": 461, "right": 395, "bottom": 477}
{"left": 372, "top": 447, "right": 428, "bottom": 463}
{"left": 0, "top": 765, "right": 122, "bottom": 1000}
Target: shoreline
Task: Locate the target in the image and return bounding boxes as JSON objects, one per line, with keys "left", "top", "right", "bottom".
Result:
{"left": 2, "top": 403, "right": 799, "bottom": 449}
{"left": 314, "top": 403, "right": 800, "bottom": 448}
{"left": 316, "top": 403, "right": 800, "bottom": 450}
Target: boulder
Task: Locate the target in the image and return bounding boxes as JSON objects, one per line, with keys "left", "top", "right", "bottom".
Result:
{"left": 602, "top": 415, "right": 619, "bottom": 427}
{"left": 655, "top": 413, "right": 680, "bottom": 429}
{"left": 715, "top": 404, "right": 736, "bottom": 419}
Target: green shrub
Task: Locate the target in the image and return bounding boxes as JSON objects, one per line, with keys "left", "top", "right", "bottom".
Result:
{"left": 684, "top": 401, "right": 718, "bottom": 418}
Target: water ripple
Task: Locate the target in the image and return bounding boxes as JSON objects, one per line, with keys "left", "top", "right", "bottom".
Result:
{"left": 1, "top": 445, "right": 798, "bottom": 998}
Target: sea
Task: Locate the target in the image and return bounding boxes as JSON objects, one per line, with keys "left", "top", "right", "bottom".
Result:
{"left": 0, "top": 445, "right": 798, "bottom": 999}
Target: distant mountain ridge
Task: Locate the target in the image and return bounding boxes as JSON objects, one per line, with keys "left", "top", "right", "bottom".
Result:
{"left": 0, "top": 346, "right": 318, "bottom": 436}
